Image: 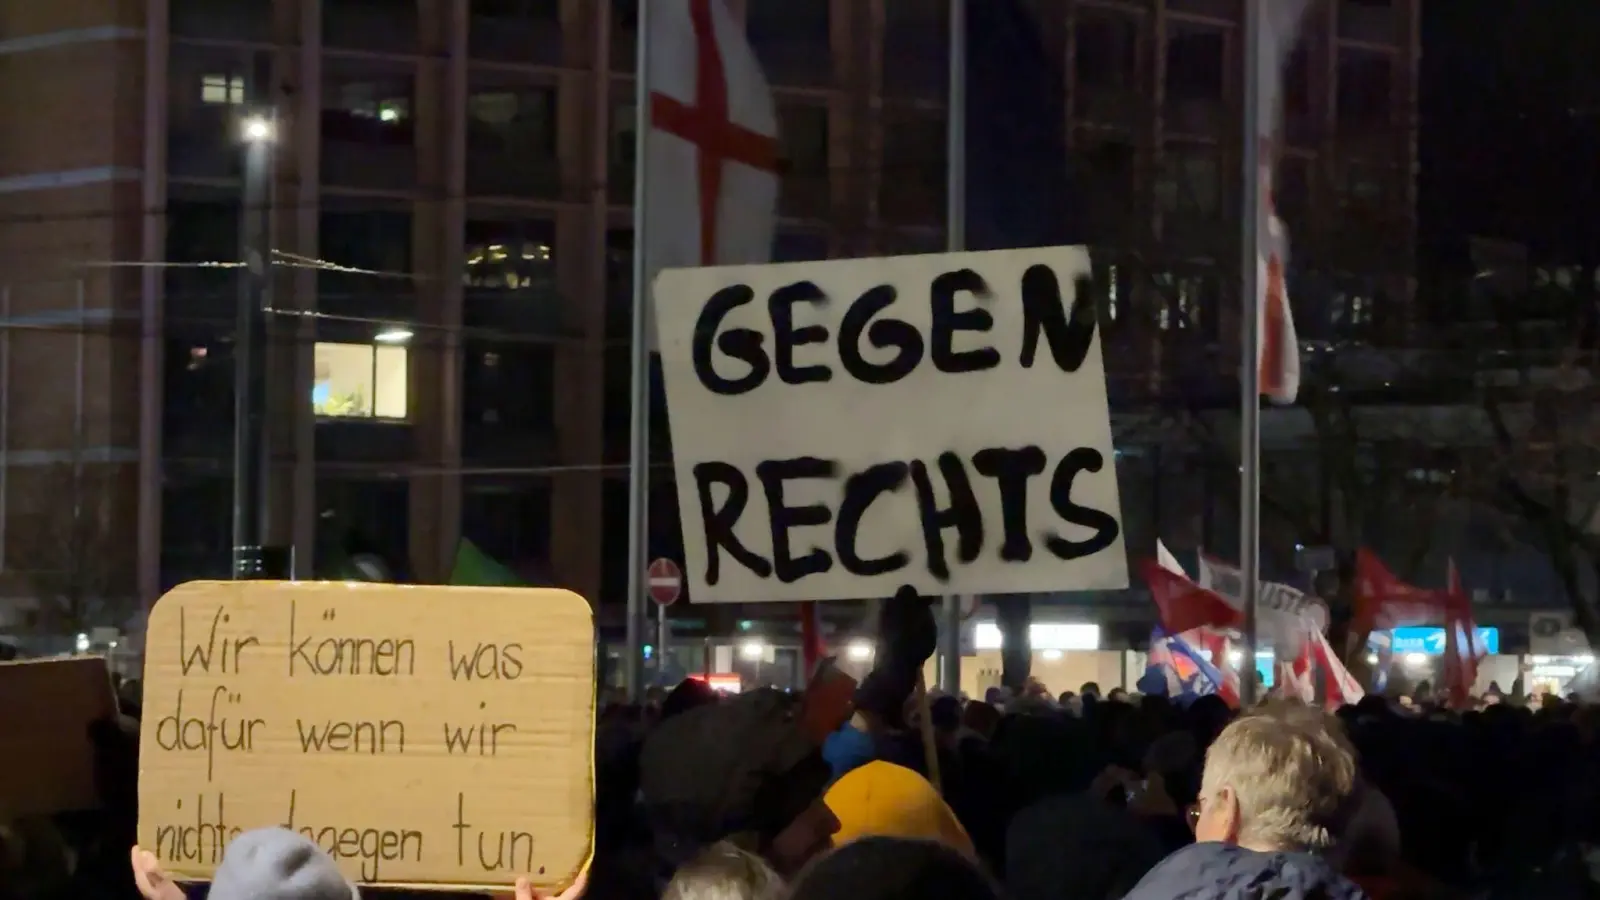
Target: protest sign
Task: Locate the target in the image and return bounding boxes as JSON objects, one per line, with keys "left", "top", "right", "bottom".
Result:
{"left": 0, "top": 656, "right": 118, "bottom": 817}
{"left": 137, "top": 581, "right": 595, "bottom": 892}
{"left": 653, "top": 246, "right": 1127, "bottom": 603}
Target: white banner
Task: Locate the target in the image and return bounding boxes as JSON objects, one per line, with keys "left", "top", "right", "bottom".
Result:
{"left": 653, "top": 246, "right": 1128, "bottom": 603}
{"left": 1197, "top": 553, "right": 1327, "bottom": 650}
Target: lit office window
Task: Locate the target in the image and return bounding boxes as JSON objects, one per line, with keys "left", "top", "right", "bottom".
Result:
{"left": 463, "top": 237, "right": 553, "bottom": 290}
{"left": 312, "top": 341, "right": 408, "bottom": 419}
{"left": 202, "top": 74, "right": 245, "bottom": 105}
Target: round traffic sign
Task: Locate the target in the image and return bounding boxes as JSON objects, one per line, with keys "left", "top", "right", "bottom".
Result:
{"left": 648, "top": 558, "right": 682, "bottom": 606}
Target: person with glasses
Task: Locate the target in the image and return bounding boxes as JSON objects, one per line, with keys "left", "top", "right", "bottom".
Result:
{"left": 1121, "top": 703, "right": 1370, "bottom": 900}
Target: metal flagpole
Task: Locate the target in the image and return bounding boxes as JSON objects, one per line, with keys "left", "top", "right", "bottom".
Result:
{"left": 939, "top": 0, "right": 968, "bottom": 696}
{"left": 624, "top": 1, "right": 654, "bottom": 701}
{"left": 233, "top": 65, "right": 274, "bottom": 580}
{"left": 1238, "top": 0, "right": 1264, "bottom": 706}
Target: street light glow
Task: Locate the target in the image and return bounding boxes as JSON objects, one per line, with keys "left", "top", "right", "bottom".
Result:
{"left": 242, "top": 116, "right": 273, "bottom": 142}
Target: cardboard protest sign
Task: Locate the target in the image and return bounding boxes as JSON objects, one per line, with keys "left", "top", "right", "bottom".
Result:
{"left": 0, "top": 656, "right": 118, "bottom": 817}
{"left": 654, "top": 246, "right": 1127, "bottom": 603}
{"left": 137, "top": 581, "right": 595, "bottom": 892}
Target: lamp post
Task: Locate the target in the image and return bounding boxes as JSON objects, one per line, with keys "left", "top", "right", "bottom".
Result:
{"left": 232, "top": 112, "right": 273, "bottom": 579}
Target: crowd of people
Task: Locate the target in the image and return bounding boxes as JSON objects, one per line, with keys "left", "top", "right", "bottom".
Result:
{"left": 5, "top": 661, "right": 1600, "bottom": 900}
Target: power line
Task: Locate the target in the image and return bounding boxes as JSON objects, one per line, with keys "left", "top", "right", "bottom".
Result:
{"left": 0, "top": 160, "right": 958, "bottom": 228}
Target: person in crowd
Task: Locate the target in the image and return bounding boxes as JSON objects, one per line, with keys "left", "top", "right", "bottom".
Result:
{"left": 659, "top": 842, "right": 782, "bottom": 900}
{"left": 961, "top": 700, "right": 1001, "bottom": 741}
{"left": 658, "top": 677, "right": 719, "bottom": 723}
{"left": 1107, "top": 688, "right": 1130, "bottom": 703}
{"left": 1120, "top": 702, "right": 1368, "bottom": 900}
{"left": 824, "top": 761, "right": 974, "bottom": 858}
{"left": 786, "top": 837, "right": 1001, "bottom": 900}
{"left": 637, "top": 688, "right": 839, "bottom": 880}
{"left": 1079, "top": 682, "right": 1102, "bottom": 700}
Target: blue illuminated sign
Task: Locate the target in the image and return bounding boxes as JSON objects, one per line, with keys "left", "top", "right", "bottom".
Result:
{"left": 1377, "top": 626, "right": 1499, "bottom": 656}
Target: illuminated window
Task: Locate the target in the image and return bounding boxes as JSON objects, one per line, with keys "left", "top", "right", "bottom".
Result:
{"left": 464, "top": 220, "right": 555, "bottom": 291}
{"left": 312, "top": 342, "right": 408, "bottom": 419}
{"left": 202, "top": 74, "right": 245, "bottom": 105}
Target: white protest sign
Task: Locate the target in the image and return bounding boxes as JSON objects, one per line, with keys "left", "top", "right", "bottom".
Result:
{"left": 1197, "top": 553, "right": 1327, "bottom": 650}
{"left": 653, "top": 246, "right": 1128, "bottom": 603}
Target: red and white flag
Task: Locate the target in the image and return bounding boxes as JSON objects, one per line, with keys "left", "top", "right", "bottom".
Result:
{"left": 1252, "top": 0, "right": 1311, "bottom": 403}
{"left": 1281, "top": 630, "right": 1363, "bottom": 709}
{"left": 643, "top": 0, "right": 781, "bottom": 342}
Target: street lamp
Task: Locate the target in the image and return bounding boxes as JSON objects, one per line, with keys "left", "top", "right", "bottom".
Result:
{"left": 242, "top": 115, "right": 274, "bottom": 143}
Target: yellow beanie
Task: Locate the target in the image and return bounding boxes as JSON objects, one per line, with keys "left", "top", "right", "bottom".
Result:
{"left": 823, "top": 761, "right": 975, "bottom": 858}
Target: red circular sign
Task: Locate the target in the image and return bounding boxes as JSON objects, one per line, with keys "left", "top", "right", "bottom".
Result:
{"left": 648, "top": 558, "right": 682, "bottom": 606}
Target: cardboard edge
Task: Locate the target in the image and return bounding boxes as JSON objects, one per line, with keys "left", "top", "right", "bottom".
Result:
{"left": 147, "top": 581, "right": 599, "bottom": 892}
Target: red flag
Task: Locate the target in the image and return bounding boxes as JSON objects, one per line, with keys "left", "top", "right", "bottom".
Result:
{"left": 1353, "top": 548, "right": 1444, "bottom": 632}
{"left": 1441, "top": 559, "right": 1481, "bottom": 708}
{"left": 800, "top": 601, "right": 824, "bottom": 677}
{"left": 1355, "top": 549, "right": 1482, "bottom": 708}
{"left": 1141, "top": 559, "right": 1244, "bottom": 635}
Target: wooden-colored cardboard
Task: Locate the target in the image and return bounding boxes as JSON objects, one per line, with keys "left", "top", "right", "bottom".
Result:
{"left": 137, "top": 581, "right": 596, "bottom": 891}
{"left": 0, "top": 655, "right": 118, "bottom": 817}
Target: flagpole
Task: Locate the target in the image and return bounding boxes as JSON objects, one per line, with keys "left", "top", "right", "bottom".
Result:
{"left": 938, "top": 0, "right": 968, "bottom": 696}
{"left": 1238, "top": 0, "right": 1264, "bottom": 706}
{"left": 624, "top": 0, "right": 653, "bottom": 702}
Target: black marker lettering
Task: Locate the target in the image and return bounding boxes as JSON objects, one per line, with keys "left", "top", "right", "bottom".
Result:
{"left": 755, "top": 457, "right": 837, "bottom": 583}
{"left": 835, "top": 462, "right": 912, "bottom": 576}
{"left": 1044, "top": 447, "right": 1120, "bottom": 559}
{"left": 443, "top": 717, "right": 519, "bottom": 756}
{"left": 838, "top": 285, "right": 923, "bottom": 384}
{"left": 154, "top": 793, "right": 240, "bottom": 866}
{"left": 692, "top": 284, "right": 768, "bottom": 395}
{"left": 455, "top": 794, "right": 535, "bottom": 874}
{"left": 287, "top": 601, "right": 416, "bottom": 676}
{"left": 1020, "top": 265, "right": 1096, "bottom": 371}
{"left": 447, "top": 641, "right": 525, "bottom": 680}
{"left": 909, "top": 452, "right": 984, "bottom": 581}
{"left": 295, "top": 718, "right": 405, "bottom": 754}
{"left": 769, "top": 280, "right": 832, "bottom": 385}
{"left": 693, "top": 461, "right": 773, "bottom": 584}
{"left": 973, "top": 446, "right": 1048, "bottom": 561}
{"left": 929, "top": 268, "right": 1000, "bottom": 373}
{"left": 283, "top": 790, "right": 423, "bottom": 882}
{"left": 153, "top": 686, "right": 265, "bottom": 782}
{"left": 178, "top": 607, "right": 259, "bottom": 675}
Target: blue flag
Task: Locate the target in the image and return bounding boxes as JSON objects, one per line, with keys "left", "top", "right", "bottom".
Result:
{"left": 965, "top": 1, "right": 1080, "bottom": 250}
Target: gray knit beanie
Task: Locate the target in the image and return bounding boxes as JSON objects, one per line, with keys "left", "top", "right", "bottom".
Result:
{"left": 209, "top": 828, "right": 359, "bottom": 900}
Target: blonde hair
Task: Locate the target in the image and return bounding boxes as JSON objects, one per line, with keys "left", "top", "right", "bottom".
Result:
{"left": 1200, "top": 701, "right": 1357, "bottom": 853}
{"left": 664, "top": 841, "right": 785, "bottom": 900}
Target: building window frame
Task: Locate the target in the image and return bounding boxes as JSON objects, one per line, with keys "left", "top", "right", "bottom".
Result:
{"left": 313, "top": 340, "right": 410, "bottom": 421}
